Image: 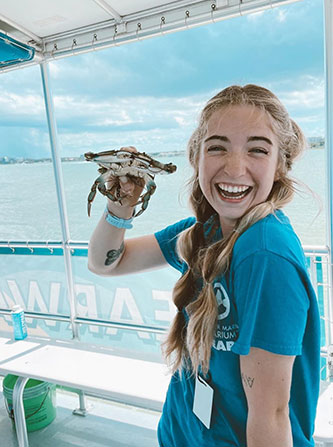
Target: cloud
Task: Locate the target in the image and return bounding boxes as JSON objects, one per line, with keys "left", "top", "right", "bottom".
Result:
{"left": 0, "top": 92, "right": 44, "bottom": 116}
{"left": 274, "top": 76, "right": 324, "bottom": 111}
{"left": 261, "top": 75, "right": 325, "bottom": 136}
{"left": 276, "top": 9, "right": 287, "bottom": 23}
{"left": 0, "top": 0, "right": 324, "bottom": 158}
{"left": 41, "top": 0, "right": 322, "bottom": 101}
{"left": 51, "top": 93, "right": 206, "bottom": 132}
{"left": 0, "top": 73, "right": 325, "bottom": 158}
{"left": 53, "top": 93, "right": 207, "bottom": 156}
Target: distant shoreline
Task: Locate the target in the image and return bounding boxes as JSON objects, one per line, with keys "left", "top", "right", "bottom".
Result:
{"left": 0, "top": 150, "right": 187, "bottom": 165}
{"left": 0, "top": 142, "right": 325, "bottom": 165}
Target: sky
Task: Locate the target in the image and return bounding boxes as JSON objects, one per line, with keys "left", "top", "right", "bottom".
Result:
{"left": 0, "top": 0, "right": 325, "bottom": 159}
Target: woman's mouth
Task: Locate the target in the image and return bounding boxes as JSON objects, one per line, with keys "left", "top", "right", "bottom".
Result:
{"left": 216, "top": 183, "right": 253, "bottom": 200}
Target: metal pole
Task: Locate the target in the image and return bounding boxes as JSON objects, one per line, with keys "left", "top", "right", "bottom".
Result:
{"left": 73, "top": 390, "right": 91, "bottom": 416}
{"left": 39, "top": 62, "right": 79, "bottom": 339}
{"left": 324, "top": 0, "right": 333, "bottom": 359}
{"left": 13, "top": 377, "right": 29, "bottom": 447}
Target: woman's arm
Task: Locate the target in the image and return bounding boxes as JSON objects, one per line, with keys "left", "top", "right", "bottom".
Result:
{"left": 88, "top": 163, "right": 168, "bottom": 276}
{"left": 240, "top": 347, "right": 295, "bottom": 447}
{"left": 88, "top": 211, "right": 167, "bottom": 276}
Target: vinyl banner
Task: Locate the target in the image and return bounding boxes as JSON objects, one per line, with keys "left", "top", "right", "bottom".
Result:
{"left": 0, "top": 253, "right": 179, "bottom": 360}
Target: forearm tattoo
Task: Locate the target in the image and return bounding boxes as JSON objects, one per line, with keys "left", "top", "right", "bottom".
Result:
{"left": 105, "top": 242, "right": 125, "bottom": 266}
{"left": 241, "top": 373, "right": 255, "bottom": 388}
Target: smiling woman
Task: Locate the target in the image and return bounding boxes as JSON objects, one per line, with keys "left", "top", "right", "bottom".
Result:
{"left": 198, "top": 105, "right": 280, "bottom": 236}
{"left": 88, "top": 84, "right": 320, "bottom": 447}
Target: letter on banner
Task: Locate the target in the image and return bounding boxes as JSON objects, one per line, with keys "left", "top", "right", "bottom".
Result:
{"left": 75, "top": 284, "right": 99, "bottom": 333}
{"left": 107, "top": 287, "right": 150, "bottom": 339}
{"left": 0, "top": 290, "right": 13, "bottom": 323}
{"left": 0, "top": 280, "right": 26, "bottom": 323}
{"left": 152, "top": 290, "right": 176, "bottom": 341}
{"left": 27, "top": 281, "right": 62, "bottom": 327}
{"left": 5, "top": 280, "right": 25, "bottom": 308}
{"left": 1, "top": 280, "right": 27, "bottom": 323}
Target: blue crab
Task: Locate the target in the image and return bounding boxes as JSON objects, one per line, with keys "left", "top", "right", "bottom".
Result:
{"left": 85, "top": 149, "right": 177, "bottom": 217}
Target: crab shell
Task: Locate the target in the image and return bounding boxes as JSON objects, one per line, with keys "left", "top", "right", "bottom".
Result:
{"left": 101, "top": 163, "right": 152, "bottom": 178}
{"left": 85, "top": 149, "right": 177, "bottom": 217}
{"left": 85, "top": 150, "right": 177, "bottom": 175}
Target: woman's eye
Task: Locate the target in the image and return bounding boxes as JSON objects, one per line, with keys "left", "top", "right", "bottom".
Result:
{"left": 207, "top": 146, "right": 227, "bottom": 152}
{"left": 249, "top": 147, "right": 269, "bottom": 155}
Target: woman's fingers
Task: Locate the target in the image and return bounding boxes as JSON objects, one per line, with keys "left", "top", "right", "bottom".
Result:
{"left": 119, "top": 176, "right": 134, "bottom": 196}
{"left": 105, "top": 146, "right": 146, "bottom": 208}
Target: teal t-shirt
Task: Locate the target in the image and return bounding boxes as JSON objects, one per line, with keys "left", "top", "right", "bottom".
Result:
{"left": 155, "top": 210, "right": 320, "bottom": 447}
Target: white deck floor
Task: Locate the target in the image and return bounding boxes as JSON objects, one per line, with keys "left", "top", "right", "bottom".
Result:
{"left": 1, "top": 378, "right": 331, "bottom": 447}
{"left": 0, "top": 382, "right": 160, "bottom": 447}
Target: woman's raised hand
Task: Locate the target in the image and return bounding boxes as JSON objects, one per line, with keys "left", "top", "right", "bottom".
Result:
{"left": 106, "top": 146, "right": 145, "bottom": 218}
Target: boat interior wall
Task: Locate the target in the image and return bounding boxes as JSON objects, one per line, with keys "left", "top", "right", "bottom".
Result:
{"left": 0, "top": 0, "right": 302, "bottom": 71}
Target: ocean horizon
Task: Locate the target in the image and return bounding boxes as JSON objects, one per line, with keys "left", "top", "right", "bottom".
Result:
{"left": 0, "top": 149, "right": 327, "bottom": 246}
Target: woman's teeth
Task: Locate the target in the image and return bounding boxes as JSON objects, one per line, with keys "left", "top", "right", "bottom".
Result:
{"left": 217, "top": 183, "right": 251, "bottom": 198}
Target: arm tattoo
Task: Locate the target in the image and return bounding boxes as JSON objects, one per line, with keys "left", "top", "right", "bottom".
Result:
{"left": 105, "top": 242, "right": 124, "bottom": 266}
{"left": 241, "top": 373, "right": 255, "bottom": 388}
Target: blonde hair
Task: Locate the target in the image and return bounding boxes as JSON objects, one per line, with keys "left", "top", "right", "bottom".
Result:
{"left": 162, "top": 84, "right": 306, "bottom": 375}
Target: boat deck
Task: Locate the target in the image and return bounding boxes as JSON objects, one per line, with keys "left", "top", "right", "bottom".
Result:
{"left": 1, "top": 377, "right": 332, "bottom": 446}
{"left": 0, "top": 381, "right": 160, "bottom": 447}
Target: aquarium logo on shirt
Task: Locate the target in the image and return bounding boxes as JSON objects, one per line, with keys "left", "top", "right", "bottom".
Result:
{"left": 213, "top": 282, "right": 239, "bottom": 351}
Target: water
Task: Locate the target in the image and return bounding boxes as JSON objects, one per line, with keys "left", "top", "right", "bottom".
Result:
{"left": 0, "top": 149, "right": 327, "bottom": 246}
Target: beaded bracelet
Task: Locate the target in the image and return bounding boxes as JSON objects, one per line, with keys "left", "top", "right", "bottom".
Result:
{"left": 104, "top": 207, "right": 134, "bottom": 229}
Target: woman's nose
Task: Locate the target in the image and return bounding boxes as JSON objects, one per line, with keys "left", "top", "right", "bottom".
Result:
{"left": 223, "top": 154, "right": 246, "bottom": 178}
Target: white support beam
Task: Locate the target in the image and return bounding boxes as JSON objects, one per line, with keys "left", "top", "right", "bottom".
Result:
{"left": 324, "top": 0, "right": 333, "bottom": 350}
{"left": 40, "top": 62, "right": 79, "bottom": 340}
{"left": 0, "top": 13, "right": 42, "bottom": 44}
{"left": 41, "top": 0, "right": 302, "bottom": 60}
{"left": 92, "top": 0, "right": 123, "bottom": 23}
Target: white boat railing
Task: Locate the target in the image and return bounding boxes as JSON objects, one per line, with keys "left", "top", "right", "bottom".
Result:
{"left": 0, "top": 241, "right": 331, "bottom": 377}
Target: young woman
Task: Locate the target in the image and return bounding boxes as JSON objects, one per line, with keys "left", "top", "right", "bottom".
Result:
{"left": 88, "top": 84, "right": 320, "bottom": 447}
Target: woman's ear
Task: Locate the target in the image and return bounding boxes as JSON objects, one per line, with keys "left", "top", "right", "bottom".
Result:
{"left": 274, "top": 157, "right": 285, "bottom": 181}
{"left": 274, "top": 169, "right": 280, "bottom": 181}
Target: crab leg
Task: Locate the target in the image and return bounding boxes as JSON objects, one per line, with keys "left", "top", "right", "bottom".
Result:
{"left": 87, "top": 179, "right": 99, "bottom": 217}
{"left": 134, "top": 178, "right": 156, "bottom": 217}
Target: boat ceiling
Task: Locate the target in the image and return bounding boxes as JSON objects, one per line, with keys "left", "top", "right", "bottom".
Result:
{"left": 0, "top": 0, "right": 301, "bottom": 70}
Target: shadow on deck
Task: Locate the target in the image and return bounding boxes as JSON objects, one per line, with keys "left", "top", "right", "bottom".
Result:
{"left": 0, "top": 384, "right": 160, "bottom": 447}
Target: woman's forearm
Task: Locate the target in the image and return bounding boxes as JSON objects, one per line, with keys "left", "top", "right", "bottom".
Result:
{"left": 246, "top": 408, "right": 293, "bottom": 447}
{"left": 88, "top": 202, "right": 134, "bottom": 275}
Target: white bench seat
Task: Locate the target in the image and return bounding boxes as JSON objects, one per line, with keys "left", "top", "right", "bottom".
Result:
{"left": 0, "top": 336, "right": 170, "bottom": 447}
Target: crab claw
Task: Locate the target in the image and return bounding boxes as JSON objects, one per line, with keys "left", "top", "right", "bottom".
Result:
{"left": 87, "top": 181, "right": 98, "bottom": 217}
{"left": 87, "top": 191, "right": 95, "bottom": 216}
{"left": 84, "top": 152, "right": 95, "bottom": 161}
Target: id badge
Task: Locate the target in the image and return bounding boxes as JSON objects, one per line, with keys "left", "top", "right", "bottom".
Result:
{"left": 193, "top": 374, "right": 214, "bottom": 429}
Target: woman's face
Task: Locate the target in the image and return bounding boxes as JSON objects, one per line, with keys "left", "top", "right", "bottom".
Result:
{"left": 198, "top": 105, "right": 280, "bottom": 236}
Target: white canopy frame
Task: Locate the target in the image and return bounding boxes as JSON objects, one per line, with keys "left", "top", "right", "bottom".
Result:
{"left": 0, "top": 0, "right": 302, "bottom": 72}
{"left": 324, "top": 0, "right": 333, "bottom": 367}
{"left": 0, "top": 1, "right": 332, "bottom": 366}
